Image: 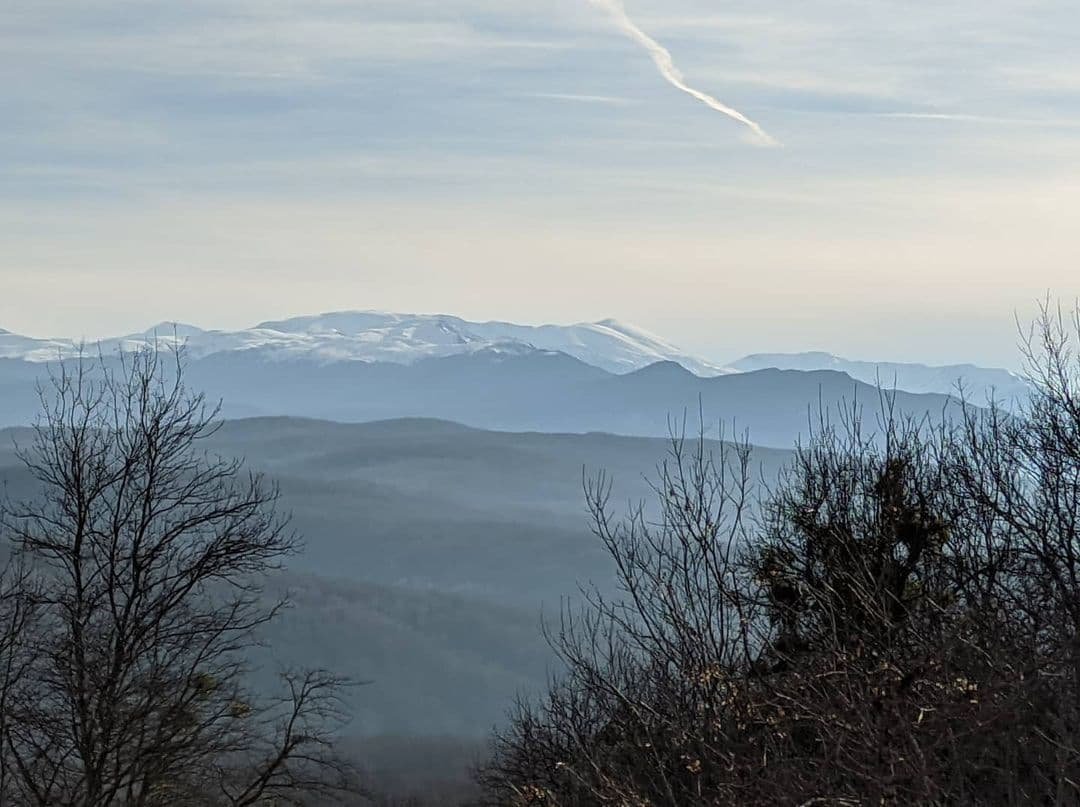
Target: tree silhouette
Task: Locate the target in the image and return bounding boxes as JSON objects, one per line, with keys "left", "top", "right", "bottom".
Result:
{"left": 0, "top": 347, "right": 356, "bottom": 806}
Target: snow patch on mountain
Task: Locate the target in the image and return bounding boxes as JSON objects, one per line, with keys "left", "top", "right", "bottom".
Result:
{"left": 0, "top": 330, "right": 72, "bottom": 362}
{"left": 0, "top": 312, "right": 732, "bottom": 376}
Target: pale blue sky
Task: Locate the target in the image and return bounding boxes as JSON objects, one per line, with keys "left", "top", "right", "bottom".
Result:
{"left": 3, "top": 0, "right": 1080, "bottom": 366}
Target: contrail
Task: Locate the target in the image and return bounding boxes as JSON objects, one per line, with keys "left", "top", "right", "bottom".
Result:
{"left": 588, "top": 0, "right": 777, "bottom": 146}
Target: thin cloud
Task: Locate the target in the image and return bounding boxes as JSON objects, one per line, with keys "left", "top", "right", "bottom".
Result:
{"left": 523, "top": 92, "right": 635, "bottom": 106}
{"left": 877, "top": 111, "right": 1080, "bottom": 128}
{"left": 587, "top": 0, "right": 777, "bottom": 146}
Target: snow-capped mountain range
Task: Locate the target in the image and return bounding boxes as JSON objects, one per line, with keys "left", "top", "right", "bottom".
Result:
{"left": 0, "top": 311, "right": 1027, "bottom": 403}
{"left": 0, "top": 312, "right": 732, "bottom": 376}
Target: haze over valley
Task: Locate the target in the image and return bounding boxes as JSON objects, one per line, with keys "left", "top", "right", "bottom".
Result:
{"left": 5, "top": 0, "right": 1080, "bottom": 800}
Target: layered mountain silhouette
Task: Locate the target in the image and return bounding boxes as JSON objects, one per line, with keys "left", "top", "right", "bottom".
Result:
{"left": 0, "top": 349, "right": 960, "bottom": 448}
{"left": 0, "top": 311, "right": 1021, "bottom": 444}
{"left": 731, "top": 351, "right": 1028, "bottom": 406}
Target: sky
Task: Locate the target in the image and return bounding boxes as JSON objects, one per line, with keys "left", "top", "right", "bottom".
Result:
{"left": 3, "top": 0, "right": 1080, "bottom": 368}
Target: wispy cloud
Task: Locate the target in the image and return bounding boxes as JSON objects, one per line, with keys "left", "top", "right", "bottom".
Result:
{"left": 585, "top": 0, "right": 777, "bottom": 145}
{"left": 875, "top": 111, "right": 1080, "bottom": 128}
{"left": 522, "top": 92, "right": 634, "bottom": 106}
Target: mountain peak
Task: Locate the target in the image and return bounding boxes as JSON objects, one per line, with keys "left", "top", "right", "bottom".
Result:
{"left": 629, "top": 360, "right": 694, "bottom": 380}
{"left": 593, "top": 317, "right": 629, "bottom": 330}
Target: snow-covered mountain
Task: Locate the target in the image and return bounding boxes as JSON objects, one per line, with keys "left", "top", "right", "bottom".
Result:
{"left": 730, "top": 351, "right": 1029, "bottom": 406}
{"left": 1, "top": 315, "right": 1031, "bottom": 406}
{"left": 0, "top": 328, "right": 74, "bottom": 362}
{"left": 2, "top": 314, "right": 1028, "bottom": 440}
{"left": 0, "top": 312, "right": 732, "bottom": 376}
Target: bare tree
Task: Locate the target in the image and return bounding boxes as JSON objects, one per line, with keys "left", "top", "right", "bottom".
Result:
{"left": 480, "top": 423, "right": 764, "bottom": 805}
{"left": 946, "top": 301, "right": 1080, "bottom": 802}
{"left": 0, "top": 347, "right": 356, "bottom": 806}
{"left": 0, "top": 557, "right": 38, "bottom": 804}
{"left": 479, "top": 303, "right": 1080, "bottom": 806}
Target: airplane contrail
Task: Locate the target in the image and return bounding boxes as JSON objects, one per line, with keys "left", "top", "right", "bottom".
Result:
{"left": 588, "top": 0, "right": 777, "bottom": 146}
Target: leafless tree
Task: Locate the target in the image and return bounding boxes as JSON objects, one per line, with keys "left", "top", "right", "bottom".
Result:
{"left": 0, "top": 557, "right": 38, "bottom": 803}
{"left": 0, "top": 347, "right": 357, "bottom": 806}
{"left": 479, "top": 303, "right": 1080, "bottom": 806}
{"left": 480, "top": 423, "right": 764, "bottom": 805}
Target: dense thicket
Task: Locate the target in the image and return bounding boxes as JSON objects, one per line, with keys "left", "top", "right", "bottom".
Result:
{"left": 0, "top": 349, "right": 355, "bottom": 806}
{"left": 480, "top": 307, "right": 1080, "bottom": 806}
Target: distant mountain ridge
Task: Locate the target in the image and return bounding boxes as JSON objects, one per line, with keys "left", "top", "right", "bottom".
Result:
{"left": 179, "top": 354, "right": 978, "bottom": 448}
{"left": 0, "top": 347, "right": 965, "bottom": 447}
{"left": 0, "top": 312, "right": 1029, "bottom": 414}
{"left": 730, "top": 351, "right": 1029, "bottom": 406}
{"left": 0, "top": 311, "right": 731, "bottom": 376}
